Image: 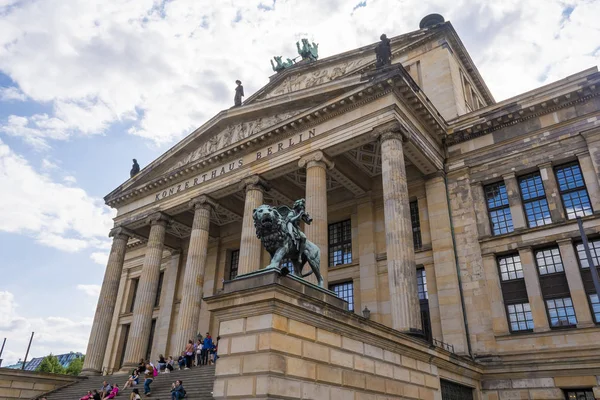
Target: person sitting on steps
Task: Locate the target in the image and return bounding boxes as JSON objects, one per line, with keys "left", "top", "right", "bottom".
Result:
{"left": 171, "top": 380, "right": 186, "bottom": 400}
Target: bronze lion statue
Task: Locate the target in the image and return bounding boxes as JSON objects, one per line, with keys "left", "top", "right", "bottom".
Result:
{"left": 253, "top": 204, "right": 323, "bottom": 287}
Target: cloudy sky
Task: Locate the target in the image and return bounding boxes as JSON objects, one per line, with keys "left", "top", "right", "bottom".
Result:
{"left": 0, "top": 0, "right": 598, "bottom": 366}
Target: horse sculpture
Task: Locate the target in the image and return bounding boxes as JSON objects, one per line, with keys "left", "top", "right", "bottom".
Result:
{"left": 253, "top": 203, "right": 324, "bottom": 287}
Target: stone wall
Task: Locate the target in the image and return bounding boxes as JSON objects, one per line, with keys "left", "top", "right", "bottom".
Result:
{"left": 0, "top": 368, "right": 80, "bottom": 399}
{"left": 482, "top": 376, "right": 600, "bottom": 400}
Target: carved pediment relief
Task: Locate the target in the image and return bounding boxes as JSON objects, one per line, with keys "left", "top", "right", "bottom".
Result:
{"left": 259, "top": 57, "right": 371, "bottom": 100}
{"left": 168, "top": 108, "right": 308, "bottom": 173}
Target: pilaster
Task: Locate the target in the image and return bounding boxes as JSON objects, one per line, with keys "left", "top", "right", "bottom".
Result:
{"left": 577, "top": 151, "right": 600, "bottom": 212}
{"left": 356, "top": 195, "right": 380, "bottom": 322}
{"left": 538, "top": 162, "right": 566, "bottom": 223}
{"left": 482, "top": 254, "right": 509, "bottom": 336}
{"left": 470, "top": 182, "right": 492, "bottom": 238}
{"left": 502, "top": 173, "right": 526, "bottom": 230}
{"left": 517, "top": 247, "right": 550, "bottom": 332}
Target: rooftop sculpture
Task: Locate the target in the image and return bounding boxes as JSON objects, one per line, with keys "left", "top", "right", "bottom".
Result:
{"left": 296, "top": 38, "right": 319, "bottom": 61}
{"left": 271, "top": 56, "right": 295, "bottom": 73}
{"left": 253, "top": 199, "right": 324, "bottom": 287}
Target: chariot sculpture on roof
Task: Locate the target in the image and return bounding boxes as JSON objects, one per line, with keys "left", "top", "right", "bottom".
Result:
{"left": 297, "top": 38, "right": 319, "bottom": 61}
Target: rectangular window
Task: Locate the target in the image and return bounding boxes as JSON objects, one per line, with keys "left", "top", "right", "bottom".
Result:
{"left": 485, "top": 182, "right": 514, "bottom": 235}
{"left": 535, "top": 247, "right": 564, "bottom": 275}
{"left": 555, "top": 162, "right": 593, "bottom": 219}
{"left": 410, "top": 201, "right": 422, "bottom": 250}
{"left": 417, "top": 268, "right": 428, "bottom": 300}
{"left": 329, "top": 281, "right": 354, "bottom": 311}
{"left": 575, "top": 240, "right": 600, "bottom": 269}
{"left": 519, "top": 172, "right": 552, "bottom": 227}
{"left": 328, "top": 219, "right": 352, "bottom": 267}
{"left": 229, "top": 249, "right": 240, "bottom": 280}
{"left": 546, "top": 297, "right": 577, "bottom": 328}
{"left": 590, "top": 294, "right": 600, "bottom": 323}
{"left": 565, "top": 390, "right": 595, "bottom": 400}
{"left": 506, "top": 303, "right": 534, "bottom": 332}
{"left": 128, "top": 278, "right": 139, "bottom": 313}
{"left": 498, "top": 254, "right": 523, "bottom": 281}
{"left": 154, "top": 271, "right": 164, "bottom": 307}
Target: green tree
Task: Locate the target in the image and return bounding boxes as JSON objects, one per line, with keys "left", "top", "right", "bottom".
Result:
{"left": 36, "top": 354, "right": 65, "bottom": 374}
{"left": 65, "top": 356, "right": 84, "bottom": 376}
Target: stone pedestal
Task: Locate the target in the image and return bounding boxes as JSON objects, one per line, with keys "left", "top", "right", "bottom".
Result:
{"left": 121, "top": 213, "right": 169, "bottom": 370}
{"left": 205, "top": 269, "right": 481, "bottom": 399}
{"left": 82, "top": 227, "right": 130, "bottom": 376}
{"left": 299, "top": 151, "right": 333, "bottom": 287}
{"left": 175, "top": 196, "right": 215, "bottom": 353}
{"left": 238, "top": 176, "right": 269, "bottom": 276}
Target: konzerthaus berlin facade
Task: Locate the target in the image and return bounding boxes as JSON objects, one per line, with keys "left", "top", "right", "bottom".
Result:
{"left": 83, "top": 14, "right": 600, "bottom": 399}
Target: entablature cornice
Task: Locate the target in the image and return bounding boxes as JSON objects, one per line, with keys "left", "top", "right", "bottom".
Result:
{"left": 106, "top": 67, "right": 447, "bottom": 209}
{"left": 446, "top": 71, "right": 600, "bottom": 146}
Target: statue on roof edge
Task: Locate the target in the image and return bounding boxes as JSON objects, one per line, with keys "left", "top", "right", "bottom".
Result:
{"left": 297, "top": 38, "right": 319, "bottom": 62}
{"left": 271, "top": 56, "right": 295, "bottom": 73}
{"left": 375, "top": 34, "right": 392, "bottom": 68}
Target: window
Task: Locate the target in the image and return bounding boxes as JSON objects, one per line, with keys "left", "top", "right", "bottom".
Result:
{"left": 535, "top": 247, "right": 564, "bottom": 275}
{"left": 440, "top": 379, "right": 473, "bottom": 400}
{"left": 417, "top": 268, "right": 428, "bottom": 300}
{"left": 128, "top": 278, "right": 139, "bottom": 313}
{"left": 506, "top": 303, "right": 534, "bottom": 332}
{"left": 498, "top": 254, "right": 523, "bottom": 281}
{"left": 329, "top": 281, "right": 354, "bottom": 311}
{"left": 590, "top": 294, "right": 600, "bottom": 323}
{"left": 328, "top": 220, "right": 352, "bottom": 267}
{"left": 546, "top": 297, "right": 577, "bottom": 328}
{"left": 485, "top": 182, "right": 514, "bottom": 235}
{"left": 154, "top": 272, "right": 164, "bottom": 307}
{"left": 229, "top": 249, "right": 240, "bottom": 280}
{"left": 575, "top": 239, "right": 600, "bottom": 269}
{"left": 565, "top": 390, "right": 595, "bottom": 400}
{"left": 519, "top": 173, "right": 552, "bottom": 227}
{"left": 410, "top": 201, "right": 422, "bottom": 250}
{"left": 555, "top": 162, "right": 593, "bottom": 219}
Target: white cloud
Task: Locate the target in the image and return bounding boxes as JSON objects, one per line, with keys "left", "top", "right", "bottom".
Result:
{"left": 0, "top": 0, "right": 596, "bottom": 149}
{"left": 0, "top": 86, "right": 26, "bottom": 101}
{"left": 0, "top": 291, "right": 92, "bottom": 366}
{"left": 0, "top": 139, "right": 115, "bottom": 253}
{"left": 63, "top": 175, "right": 77, "bottom": 184}
{"left": 90, "top": 251, "right": 109, "bottom": 266}
{"left": 76, "top": 284, "right": 102, "bottom": 298}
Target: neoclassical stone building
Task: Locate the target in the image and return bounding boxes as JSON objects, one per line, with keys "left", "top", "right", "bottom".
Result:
{"left": 83, "top": 15, "right": 600, "bottom": 399}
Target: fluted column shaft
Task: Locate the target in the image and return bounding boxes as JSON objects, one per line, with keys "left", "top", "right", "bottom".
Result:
{"left": 81, "top": 228, "right": 129, "bottom": 376}
{"left": 122, "top": 214, "right": 168, "bottom": 369}
{"left": 379, "top": 129, "right": 421, "bottom": 332}
{"left": 176, "top": 196, "right": 214, "bottom": 352}
{"left": 299, "top": 151, "right": 333, "bottom": 287}
{"left": 238, "top": 177, "right": 268, "bottom": 276}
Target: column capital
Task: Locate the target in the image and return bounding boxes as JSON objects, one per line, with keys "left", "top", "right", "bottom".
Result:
{"left": 576, "top": 150, "right": 591, "bottom": 159}
{"left": 537, "top": 161, "right": 553, "bottom": 169}
{"left": 298, "top": 150, "right": 334, "bottom": 170}
{"left": 189, "top": 195, "right": 217, "bottom": 211}
{"left": 109, "top": 226, "right": 133, "bottom": 240}
{"left": 146, "top": 212, "right": 171, "bottom": 227}
{"left": 371, "top": 121, "right": 410, "bottom": 143}
{"left": 556, "top": 238, "right": 573, "bottom": 246}
{"left": 239, "top": 175, "right": 270, "bottom": 193}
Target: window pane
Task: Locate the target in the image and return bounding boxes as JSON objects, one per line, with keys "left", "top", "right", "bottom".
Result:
{"left": 556, "top": 163, "right": 585, "bottom": 191}
{"left": 329, "top": 281, "right": 354, "bottom": 311}
{"left": 523, "top": 199, "right": 552, "bottom": 227}
{"left": 590, "top": 294, "right": 600, "bottom": 324}
{"left": 497, "top": 254, "right": 523, "bottom": 281}
{"left": 519, "top": 173, "right": 546, "bottom": 201}
{"left": 485, "top": 182, "right": 509, "bottom": 209}
{"left": 575, "top": 239, "right": 600, "bottom": 268}
{"left": 562, "top": 190, "right": 593, "bottom": 219}
{"left": 410, "top": 201, "right": 422, "bottom": 250}
{"left": 489, "top": 208, "right": 514, "bottom": 235}
{"left": 506, "top": 302, "right": 534, "bottom": 332}
{"left": 417, "top": 268, "right": 428, "bottom": 300}
{"left": 229, "top": 249, "right": 240, "bottom": 280}
{"left": 555, "top": 163, "right": 593, "bottom": 219}
{"left": 546, "top": 297, "right": 577, "bottom": 328}
{"left": 535, "top": 247, "right": 564, "bottom": 274}
{"left": 328, "top": 220, "right": 352, "bottom": 267}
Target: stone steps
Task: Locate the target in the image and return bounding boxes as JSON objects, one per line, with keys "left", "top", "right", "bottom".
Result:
{"left": 43, "top": 365, "right": 215, "bottom": 400}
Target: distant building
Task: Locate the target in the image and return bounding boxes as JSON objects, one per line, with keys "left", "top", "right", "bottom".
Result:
{"left": 5, "top": 352, "right": 83, "bottom": 371}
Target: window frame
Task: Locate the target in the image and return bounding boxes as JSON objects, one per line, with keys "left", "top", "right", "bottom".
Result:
{"left": 229, "top": 249, "right": 240, "bottom": 280}
{"left": 416, "top": 267, "right": 428, "bottom": 301}
{"left": 410, "top": 200, "right": 422, "bottom": 251}
{"left": 544, "top": 296, "right": 578, "bottom": 329}
{"left": 484, "top": 181, "right": 514, "bottom": 236}
{"left": 505, "top": 302, "right": 534, "bottom": 333}
{"left": 518, "top": 172, "right": 552, "bottom": 228}
{"left": 534, "top": 246, "right": 565, "bottom": 276}
{"left": 328, "top": 219, "right": 352, "bottom": 267}
{"left": 329, "top": 281, "right": 354, "bottom": 311}
{"left": 554, "top": 162, "right": 593, "bottom": 220}
{"left": 496, "top": 253, "right": 524, "bottom": 282}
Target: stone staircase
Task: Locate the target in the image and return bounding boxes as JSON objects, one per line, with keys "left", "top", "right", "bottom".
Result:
{"left": 43, "top": 365, "right": 215, "bottom": 400}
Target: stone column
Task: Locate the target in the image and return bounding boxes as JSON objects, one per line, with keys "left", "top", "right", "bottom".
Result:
{"left": 538, "top": 162, "right": 566, "bottom": 223}
{"left": 298, "top": 151, "right": 333, "bottom": 287}
{"left": 151, "top": 251, "right": 181, "bottom": 361}
{"left": 518, "top": 247, "right": 550, "bottom": 332}
{"left": 122, "top": 213, "right": 169, "bottom": 370}
{"left": 82, "top": 227, "right": 130, "bottom": 376}
{"left": 557, "top": 238, "right": 595, "bottom": 327}
{"left": 357, "top": 195, "right": 380, "bottom": 321}
{"left": 482, "top": 254, "right": 509, "bottom": 335}
{"left": 238, "top": 176, "right": 269, "bottom": 276}
{"left": 470, "top": 182, "right": 492, "bottom": 238}
{"left": 377, "top": 124, "right": 421, "bottom": 332}
{"left": 502, "top": 173, "right": 527, "bottom": 230}
{"left": 425, "top": 173, "right": 467, "bottom": 351}
{"left": 577, "top": 151, "right": 600, "bottom": 212}
{"left": 176, "top": 195, "right": 215, "bottom": 353}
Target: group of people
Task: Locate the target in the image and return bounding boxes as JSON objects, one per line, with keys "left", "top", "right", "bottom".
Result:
{"left": 79, "top": 381, "right": 119, "bottom": 400}
{"left": 180, "top": 333, "right": 220, "bottom": 369}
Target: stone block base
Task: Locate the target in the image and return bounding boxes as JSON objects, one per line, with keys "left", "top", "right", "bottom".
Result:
{"left": 205, "top": 269, "right": 481, "bottom": 399}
